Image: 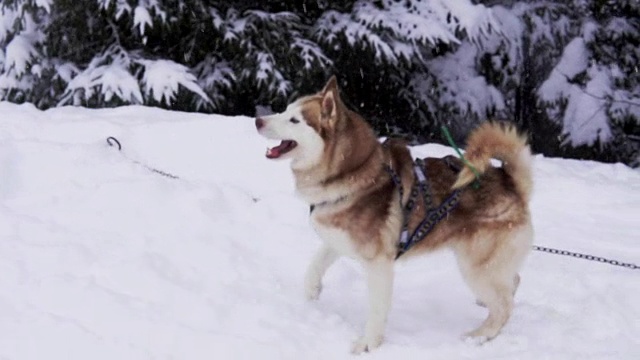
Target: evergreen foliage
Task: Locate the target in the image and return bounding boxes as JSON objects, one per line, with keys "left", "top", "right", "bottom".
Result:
{"left": 0, "top": 0, "right": 638, "bottom": 166}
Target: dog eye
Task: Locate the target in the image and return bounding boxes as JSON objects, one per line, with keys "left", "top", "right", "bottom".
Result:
{"left": 290, "top": 118, "right": 300, "bottom": 124}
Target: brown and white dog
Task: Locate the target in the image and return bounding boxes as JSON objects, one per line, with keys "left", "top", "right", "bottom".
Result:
{"left": 255, "top": 76, "right": 534, "bottom": 354}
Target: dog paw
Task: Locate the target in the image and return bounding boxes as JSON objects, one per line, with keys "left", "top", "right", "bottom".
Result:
{"left": 350, "top": 335, "right": 383, "bottom": 355}
{"left": 461, "top": 329, "right": 493, "bottom": 346}
{"left": 303, "top": 280, "right": 322, "bottom": 301}
{"left": 462, "top": 334, "right": 489, "bottom": 346}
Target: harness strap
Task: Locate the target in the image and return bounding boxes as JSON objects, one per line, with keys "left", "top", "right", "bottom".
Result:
{"left": 381, "top": 139, "right": 423, "bottom": 250}
{"left": 394, "top": 159, "right": 434, "bottom": 258}
{"left": 396, "top": 189, "right": 461, "bottom": 259}
{"left": 413, "top": 158, "right": 434, "bottom": 210}
{"left": 389, "top": 158, "right": 463, "bottom": 260}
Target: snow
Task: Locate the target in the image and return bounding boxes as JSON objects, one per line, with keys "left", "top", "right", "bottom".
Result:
{"left": 35, "top": 0, "right": 52, "bottom": 14}
{"left": 133, "top": 6, "right": 153, "bottom": 36}
{"left": 193, "top": 56, "right": 235, "bottom": 110}
{"left": 538, "top": 27, "right": 614, "bottom": 147}
{"left": 562, "top": 65, "right": 613, "bottom": 147}
{"left": 292, "top": 37, "right": 333, "bottom": 70}
{"left": 0, "top": 7, "right": 19, "bottom": 43}
{"left": 314, "top": 0, "right": 499, "bottom": 63}
{"left": 4, "top": 34, "right": 39, "bottom": 77}
{"left": 538, "top": 37, "right": 589, "bottom": 102}
{"left": 430, "top": 0, "right": 497, "bottom": 42}
{"left": 57, "top": 49, "right": 210, "bottom": 108}
{"left": 424, "top": 42, "right": 505, "bottom": 117}
{"left": 58, "top": 46, "right": 140, "bottom": 106}
{"left": 0, "top": 102, "right": 639, "bottom": 359}
{"left": 254, "top": 52, "right": 290, "bottom": 96}
{"left": 139, "top": 59, "right": 211, "bottom": 107}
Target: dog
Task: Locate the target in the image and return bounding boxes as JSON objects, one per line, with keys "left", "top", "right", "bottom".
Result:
{"left": 255, "top": 76, "right": 533, "bottom": 354}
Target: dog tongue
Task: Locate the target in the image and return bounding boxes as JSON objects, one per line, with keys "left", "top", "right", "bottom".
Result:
{"left": 266, "top": 140, "right": 289, "bottom": 159}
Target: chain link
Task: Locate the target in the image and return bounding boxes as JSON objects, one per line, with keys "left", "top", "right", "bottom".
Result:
{"left": 532, "top": 245, "right": 639, "bottom": 270}
{"left": 107, "top": 137, "right": 180, "bottom": 180}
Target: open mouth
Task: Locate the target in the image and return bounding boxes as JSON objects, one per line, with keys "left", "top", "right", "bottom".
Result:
{"left": 266, "top": 140, "right": 298, "bottom": 159}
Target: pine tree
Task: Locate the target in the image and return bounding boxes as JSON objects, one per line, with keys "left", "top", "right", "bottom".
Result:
{"left": 537, "top": 0, "right": 640, "bottom": 165}
{"left": 1, "top": 0, "right": 638, "bottom": 166}
{"left": 0, "top": 0, "right": 51, "bottom": 106}
{"left": 2, "top": 0, "right": 336, "bottom": 112}
{"left": 311, "top": 0, "right": 503, "bottom": 141}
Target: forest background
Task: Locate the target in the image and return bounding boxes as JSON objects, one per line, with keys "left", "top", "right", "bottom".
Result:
{"left": 1, "top": 0, "right": 639, "bottom": 167}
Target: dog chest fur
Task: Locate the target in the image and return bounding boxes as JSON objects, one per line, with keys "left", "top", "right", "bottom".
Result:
{"left": 310, "top": 212, "right": 360, "bottom": 258}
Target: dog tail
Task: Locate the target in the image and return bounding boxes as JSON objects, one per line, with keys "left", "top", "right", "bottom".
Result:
{"left": 451, "top": 122, "right": 533, "bottom": 202}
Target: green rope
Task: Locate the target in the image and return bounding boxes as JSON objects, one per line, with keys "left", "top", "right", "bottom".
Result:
{"left": 440, "top": 125, "right": 481, "bottom": 189}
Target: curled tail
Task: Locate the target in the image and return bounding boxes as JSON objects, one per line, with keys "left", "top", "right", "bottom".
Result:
{"left": 452, "top": 122, "right": 533, "bottom": 202}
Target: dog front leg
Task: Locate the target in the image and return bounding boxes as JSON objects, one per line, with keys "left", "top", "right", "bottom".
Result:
{"left": 304, "top": 244, "right": 339, "bottom": 300}
{"left": 351, "top": 257, "right": 394, "bottom": 354}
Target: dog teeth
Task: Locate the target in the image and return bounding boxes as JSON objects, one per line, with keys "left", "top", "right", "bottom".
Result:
{"left": 266, "top": 139, "right": 281, "bottom": 147}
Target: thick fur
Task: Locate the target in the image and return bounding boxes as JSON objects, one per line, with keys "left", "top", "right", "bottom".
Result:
{"left": 255, "top": 76, "right": 534, "bottom": 354}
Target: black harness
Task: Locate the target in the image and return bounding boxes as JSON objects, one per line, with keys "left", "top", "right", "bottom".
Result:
{"left": 384, "top": 157, "right": 463, "bottom": 259}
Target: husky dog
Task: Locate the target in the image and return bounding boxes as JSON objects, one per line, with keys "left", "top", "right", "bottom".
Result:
{"left": 255, "top": 76, "right": 533, "bottom": 354}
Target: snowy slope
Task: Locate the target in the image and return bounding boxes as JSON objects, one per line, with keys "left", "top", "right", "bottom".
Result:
{"left": 0, "top": 102, "right": 638, "bottom": 360}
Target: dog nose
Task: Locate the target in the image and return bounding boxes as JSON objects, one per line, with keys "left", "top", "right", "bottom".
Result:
{"left": 255, "top": 117, "right": 265, "bottom": 130}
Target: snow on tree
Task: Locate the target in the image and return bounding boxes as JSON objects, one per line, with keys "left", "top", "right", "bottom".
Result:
{"left": 536, "top": 0, "right": 640, "bottom": 164}
{"left": 58, "top": 45, "right": 143, "bottom": 106}
{"left": 0, "top": 0, "right": 49, "bottom": 104}
{"left": 413, "top": 4, "right": 524, "bottom": 135}
{"left": 57, "top": 0, "right": 210, "bottom": 108}
{"left": 139, "top": 58, "right": 211, "bottom": 107}
{"left": 314, "top": 0, "right": 498, "bottom": 63}
{"left": 538, "top": 24, "right": 612, "bottom": 147}
{"left": 0, "top": 0, "right": 638, "bottom": 166}
{"left": 312, "top": 0, "right": 508, "bottom": 139}
{"left": 205, "top": 8, "right": 333, "bottom": 111}
{"left": 192, "top": 55, "right": 234, "bottom": 111}
{"left": 421, "top": 42, "right": 506, "bottom": 119}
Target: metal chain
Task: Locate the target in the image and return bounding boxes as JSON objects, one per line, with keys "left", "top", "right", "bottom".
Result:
{"left": 106, "top": 137, "right": 180, "bottom": 180}
{"left": 532, "top": 245, "right": 639, "bottom": 270}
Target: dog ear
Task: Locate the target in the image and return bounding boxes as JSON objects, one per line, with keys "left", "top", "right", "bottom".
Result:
{"left": 321, "top": 76, "right": 339, "bottom": 120}
{"left": 321, "top": 90, "right": 336, "bottom": 120}
{"left": 322, "top": 75, "right": 338, "bottom": 94}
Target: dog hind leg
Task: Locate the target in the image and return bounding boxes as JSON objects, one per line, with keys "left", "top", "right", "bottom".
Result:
{"left": 460, "top": 223, "right": 532, "bottom": 341}
{"left": 463, "top": 276, "right": 514, "bottom": 343}
{"left": 304, "top": 244, "right": 339, "bottom": 300}
{"left": 475, "top": 274, "right": 520, "bottom": 308}
{"left": 351, "top": 257, "right": 394, "bottom": 354}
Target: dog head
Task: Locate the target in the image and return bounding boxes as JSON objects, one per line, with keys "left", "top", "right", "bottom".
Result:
{"left": 255, "top": 75, "right": 345, "bottom": 169}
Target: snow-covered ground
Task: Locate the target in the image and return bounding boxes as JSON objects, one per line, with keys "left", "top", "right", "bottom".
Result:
{"left": 0, "top": 102, "right": 638, "bottom": 360}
